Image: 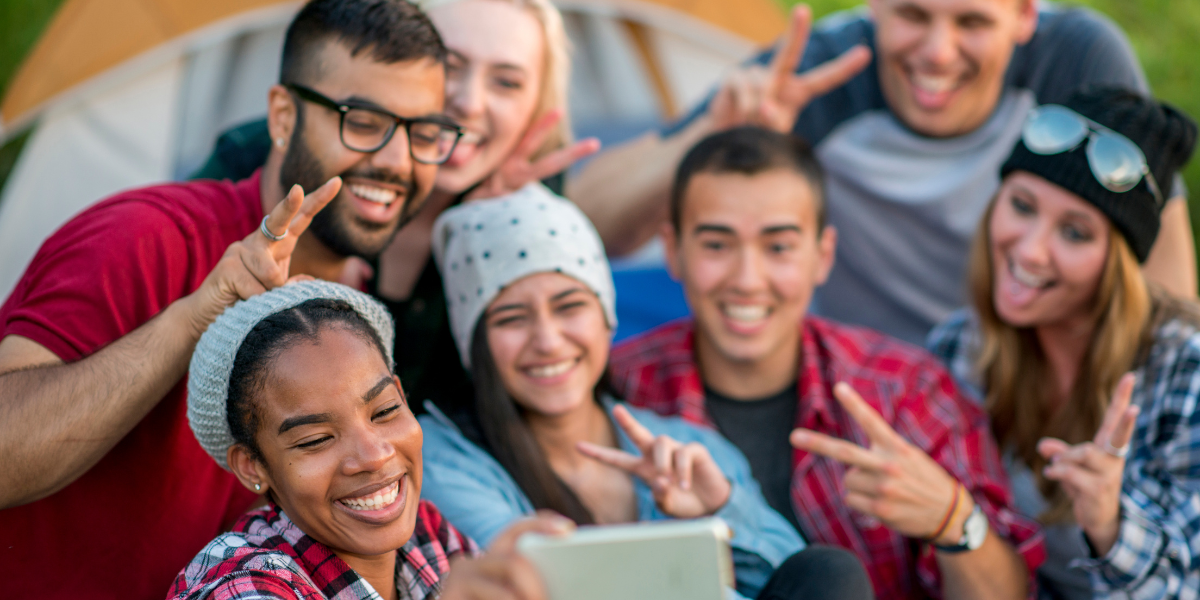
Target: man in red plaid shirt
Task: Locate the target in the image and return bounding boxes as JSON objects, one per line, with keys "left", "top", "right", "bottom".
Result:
{"left": 608, "top": 127, "right": 1045, "bottom": 600}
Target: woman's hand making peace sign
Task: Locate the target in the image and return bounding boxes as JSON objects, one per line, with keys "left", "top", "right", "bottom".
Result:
{"left": 576, "top": 404, "right": 732, "bottom": 519}
{"left": 1038, "top": 373, "right": 1140, "bottom": 556}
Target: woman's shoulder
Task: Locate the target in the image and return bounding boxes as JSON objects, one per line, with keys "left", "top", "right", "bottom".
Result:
{"left": 924, "top": 308, "right": 983, "bottom": 395}
{"left": 419, "top": 406, "right": 487, "bottom": 458}
{"left": 167, "top": 532, "right": 316, "bottom": 600}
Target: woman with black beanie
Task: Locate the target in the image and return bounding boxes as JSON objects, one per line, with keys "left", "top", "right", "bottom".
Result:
{"left": 927, "top": 86, "right": 1199, "bottom": 599}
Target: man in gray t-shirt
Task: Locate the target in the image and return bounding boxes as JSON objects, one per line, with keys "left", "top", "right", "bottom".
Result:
{"left": 572, "top": 0, "right": 1195, "bottom": 346}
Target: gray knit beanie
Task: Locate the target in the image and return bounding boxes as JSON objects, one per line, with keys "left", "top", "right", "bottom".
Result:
{"left": 432, "top": 183, "right": 617, "bottom": 368}
{"left": 187, "top": 280, "right": 395, "bottom": 470}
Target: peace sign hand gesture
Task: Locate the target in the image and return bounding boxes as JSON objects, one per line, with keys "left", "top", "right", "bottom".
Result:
{"left": 180, "top": 177, "right": 343, "bottom": 336}
{"left": 708, "top": 4, "right": 872, "bottom": 133}
{"left": 577, "top": 404, "right": 732, "bottom": 519}
{"left": 789, "top": 382, "right": 966, "bottom": 544}
{"left": 465, "top": 109, "right": 601, "bottom": 202}
{"left": 1038, "top": 373, "right": 1139, "bottom": 556}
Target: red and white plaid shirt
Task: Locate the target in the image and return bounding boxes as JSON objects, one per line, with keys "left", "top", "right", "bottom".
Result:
{"left": 167, "top": 500, "right": 476, "bottom": 600}
{"left": 609, "top": 317, "right": 1044, "bottom": 600}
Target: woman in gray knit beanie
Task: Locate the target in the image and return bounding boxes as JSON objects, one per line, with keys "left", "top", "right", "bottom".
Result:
{"left": 173, "top": 279, "right": 568, "bottom": 600}
{"left": 419, "top": 184, "right": 812, "bottom": 599}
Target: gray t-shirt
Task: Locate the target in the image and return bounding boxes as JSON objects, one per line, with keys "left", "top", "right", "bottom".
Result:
{"left": 667, "top": 6, "right": 1151, "bottom": 345}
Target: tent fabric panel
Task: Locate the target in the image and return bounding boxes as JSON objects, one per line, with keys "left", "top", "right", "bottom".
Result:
{"left": 631, "top": 0, "right": 786, "bottom": 44}
{"left": 2, "top": 0, "right": 293, "bottom": 127}
{"left": 173, "top": 23, "right": 287, "bottom": 178}
{"left": 3, "top": 0, "right": 170, "bottom": 126}
{"left": 3, "top": 0, "right": 781, "bottom": 128}
{"left": 0, "top": 58, "right": 184, "bottom": 300}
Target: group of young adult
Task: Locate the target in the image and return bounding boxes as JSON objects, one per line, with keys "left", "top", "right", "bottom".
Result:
{"left": 0, "top": 1, "right": 1196, "bottom": 600}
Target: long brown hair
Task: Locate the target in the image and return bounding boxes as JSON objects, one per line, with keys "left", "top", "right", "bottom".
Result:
{"left": 468, "top": 321, "right": 597, "bottom": 525}
{"left": 967, "top": 197, "right": 1152, "bottom": 523}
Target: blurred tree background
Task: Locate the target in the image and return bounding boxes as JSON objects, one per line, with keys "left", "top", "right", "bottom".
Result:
{"left": 1, "top": 0, "right": 1199, "bottom": 255}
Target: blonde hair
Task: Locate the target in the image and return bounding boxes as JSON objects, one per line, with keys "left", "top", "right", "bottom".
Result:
{"left": 967, "top": 197, "right": 1152, "bottom": 523}
{"left": 420, "top": 0, "right": 573, "bottom": 158}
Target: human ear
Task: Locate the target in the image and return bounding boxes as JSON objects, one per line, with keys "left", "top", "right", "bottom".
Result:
{"left": 814, "top": 225, "right": 838, "bottom": 286}
{"left": 1012, "top": 0, "right": 1039, "bottom": 44}
{"left": 267, "top": 84, "right": 298, "bottom": 152}
{"left": 227, "top": 444, "right": 272, "bottom": 495}
{"left": 661, "top": 221, "right": 683, "bottom": 282}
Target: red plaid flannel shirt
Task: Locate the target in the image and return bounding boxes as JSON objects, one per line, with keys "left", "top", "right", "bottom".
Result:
{"left": 167, "top": 500, "right": 476, "bottom": 600}
{"left": 609, "top": 317, "right": 1044, "bottom": 600}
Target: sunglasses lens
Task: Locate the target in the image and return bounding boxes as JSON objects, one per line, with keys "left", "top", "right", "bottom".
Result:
{"left": 1087, "top": 132, "right": 1147, "bottom": 192}
{"left": 1023, "top": 105, "right": 1088, "bottom": 154}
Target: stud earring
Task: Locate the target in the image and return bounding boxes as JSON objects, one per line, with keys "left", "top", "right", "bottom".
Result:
{"left": 275, "top": 138, "right": 285, "bottom": 148}
{"left": 254, "top": 483, "right": 262, "bottom": 492}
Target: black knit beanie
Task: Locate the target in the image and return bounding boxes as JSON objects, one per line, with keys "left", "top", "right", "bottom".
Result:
{"left": 1001, "top": 86, "right": 1197, "bottom": 262}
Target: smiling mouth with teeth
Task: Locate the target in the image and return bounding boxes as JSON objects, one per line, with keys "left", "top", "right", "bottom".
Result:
{"left": 722, "top": 304, "right": 769, "bottom": 323}
{"left": 1009, "top": 260, "right": 1054, "bottom": 289}
{"left": 340, "top": 480, "right": 400, "bottom": 511}
{"left": 348, "top": 183, "right": 399, "bottom": 206}
{"left": 525, "top": 359, "right": 577, "bottom": 379}
{"left": 910, "top": 72, "right": 962, "bottom": 95}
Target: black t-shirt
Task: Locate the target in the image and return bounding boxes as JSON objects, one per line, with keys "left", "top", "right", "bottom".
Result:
{"left": 704, "top": 383, "right": 800, "bottom": 532}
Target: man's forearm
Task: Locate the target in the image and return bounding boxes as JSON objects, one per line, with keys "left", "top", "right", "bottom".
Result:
{"left": 569, "top": 117, "right": 714, "bottom": 256}
{"left": 937, "top": 527, "right": 1028, "bottom": 600}
{"left": 0, "top": 299, "right": 204, "bottom": 508}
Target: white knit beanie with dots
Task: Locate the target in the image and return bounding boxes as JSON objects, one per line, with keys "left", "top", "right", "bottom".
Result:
{"left": 187, "top": 279, "right": 395, "bottom": 470}
{"left": 431, "top": 183, "right": 617, "bottom": 368}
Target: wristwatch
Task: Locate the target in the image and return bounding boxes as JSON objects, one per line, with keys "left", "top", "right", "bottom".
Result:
{"left": 934, "top": 503, "right": 988, "bottom": 553}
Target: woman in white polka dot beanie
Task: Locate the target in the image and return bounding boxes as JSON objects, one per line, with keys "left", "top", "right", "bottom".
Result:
{"left": 419, "top": 182, "right": 808, "bottom": 599}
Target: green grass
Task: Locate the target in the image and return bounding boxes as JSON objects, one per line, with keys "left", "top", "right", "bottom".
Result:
{"left": 2, "top": 0, "right": 1199, "bottom": 250}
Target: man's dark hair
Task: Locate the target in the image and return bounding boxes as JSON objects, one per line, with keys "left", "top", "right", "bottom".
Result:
{"left": 280, "top": 0, "right": 447, "bottom": 85}
{"left": 670, "top": 126, "right": 827, "bottom": 233}
{"left": 227, "top": 298, "right": 392, "bottom": 465}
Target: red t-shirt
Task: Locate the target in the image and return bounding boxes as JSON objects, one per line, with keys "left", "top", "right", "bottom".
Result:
{"left": 0, "top": 172, "right": 265, "bottom": 599}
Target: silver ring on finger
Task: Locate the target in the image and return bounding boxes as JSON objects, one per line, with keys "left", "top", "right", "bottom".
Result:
{"left": 260, "top": 216, "right": 288, "bottom": 242}
{"left": 1101, "top": 440, "right": 1129, "bottom": 458}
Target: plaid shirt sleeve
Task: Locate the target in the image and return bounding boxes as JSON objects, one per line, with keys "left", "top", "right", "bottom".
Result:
{"left": 1070, "top": 318, "right": 1200, "bottom": 599}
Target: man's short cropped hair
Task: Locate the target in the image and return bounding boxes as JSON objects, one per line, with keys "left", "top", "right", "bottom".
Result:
{"left": 670, "top": 126, "right": 827, "bottom": 233}
{"left": 280, "top": 0, "right": 447, "bottom": 85}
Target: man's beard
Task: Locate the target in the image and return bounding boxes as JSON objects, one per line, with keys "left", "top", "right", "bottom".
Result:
{"left": 279, "top": 129, "right": 423, "bottom": 261}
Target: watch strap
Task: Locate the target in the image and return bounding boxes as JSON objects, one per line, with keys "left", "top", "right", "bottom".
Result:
{"left": 932, "top": 503, "right": 985, "bottom": 554}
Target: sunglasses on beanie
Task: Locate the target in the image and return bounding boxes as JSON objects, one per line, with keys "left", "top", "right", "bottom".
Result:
{"left": 1022, "top": 104, "right": 1164, "bottom": 206}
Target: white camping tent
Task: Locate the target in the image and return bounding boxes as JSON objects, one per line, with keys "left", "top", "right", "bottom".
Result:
{"left": 0, "top": 0, "right": 785, "bottom": 299}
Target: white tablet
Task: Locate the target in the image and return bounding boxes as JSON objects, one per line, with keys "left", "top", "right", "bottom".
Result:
{"left": 516, "top": 517, "right": 734, "bottom": 600}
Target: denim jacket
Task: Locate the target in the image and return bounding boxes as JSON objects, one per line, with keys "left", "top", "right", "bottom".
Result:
{"left": 418, "top": 396, "right": 805, "bottom": 598}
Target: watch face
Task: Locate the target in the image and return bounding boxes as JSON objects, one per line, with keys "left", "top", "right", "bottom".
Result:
{"left": 965, "top": 506, "right": 988, "bottom": 550}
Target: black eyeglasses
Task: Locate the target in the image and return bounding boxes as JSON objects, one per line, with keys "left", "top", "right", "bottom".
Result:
{"left": 286, "top": 83, "right": 463, "bottom": 165}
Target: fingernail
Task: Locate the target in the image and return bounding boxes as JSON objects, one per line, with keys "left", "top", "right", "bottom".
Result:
{"left": 791, "top": 431, "right": 808, "bottom": 443}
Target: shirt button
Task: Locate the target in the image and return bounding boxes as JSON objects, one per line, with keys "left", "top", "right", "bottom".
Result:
{"left": 411, "top": 299, "right": 426, "bottom": 314}
{"left": 1169, "top": 548, "right": 1180, "bottom": 559}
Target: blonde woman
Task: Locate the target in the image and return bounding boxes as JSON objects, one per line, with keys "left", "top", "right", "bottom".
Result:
{"left": 927, "top": 87, "right": 1199, "bottom": 600}
{"left": 372, "top": 0, "right": 599, "bottom": 415}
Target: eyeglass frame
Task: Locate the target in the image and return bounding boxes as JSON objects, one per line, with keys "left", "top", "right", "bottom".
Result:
{"left": 284, "top": 83, "right": 464, "bottom": 165}
{"left": 1022, "top": 104, "right": 1165, "bottom": 208}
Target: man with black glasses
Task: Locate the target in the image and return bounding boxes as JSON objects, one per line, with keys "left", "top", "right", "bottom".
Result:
{"left": 0, "top": 1, "right": 456, "bottom": 597}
